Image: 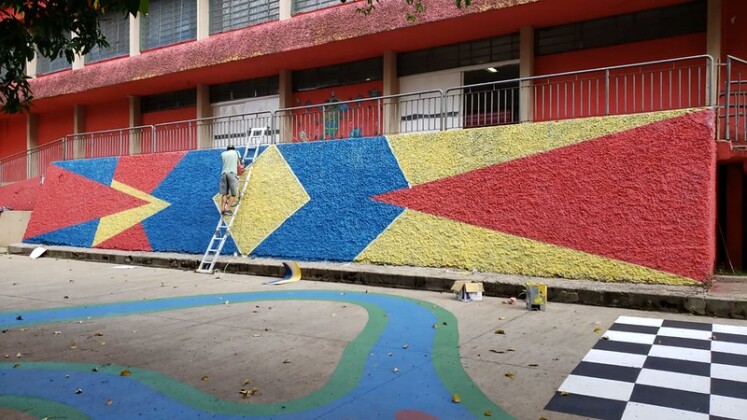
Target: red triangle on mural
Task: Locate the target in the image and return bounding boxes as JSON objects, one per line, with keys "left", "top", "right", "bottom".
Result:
{"left": 113, "top": 151, "right": 186, "bottom": 193}
{"left": 96, "top": 222, "right": 152, "bottom": 251}
{"left": 25, "top": 166, "right": 148, "bottom": 239}
{"left": 375, "top": 112, "right": 713, "bottom": 280}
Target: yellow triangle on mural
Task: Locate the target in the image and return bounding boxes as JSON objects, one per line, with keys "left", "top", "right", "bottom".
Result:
{"left": 230, "top": 145, "right": 310, "bottom": 255}
{"left": 387, "top": 109, "right": 697, "bottom": 186}
{"left": 356, "top": 209, "right": 697, "bottom": 285}
{"left": 92, "top": 180, "right": 170, "bottom": 247}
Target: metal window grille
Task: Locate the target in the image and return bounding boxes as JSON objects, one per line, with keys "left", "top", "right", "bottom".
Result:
{"left": 536, "top": 0, "right": 706, "bottom": 56}
{"left": 36, "top": 33, "right": 73, "bottom": 75}
{"left": 210, "top": 76, "right": 279, "bottom": 103}
{"left": 141, "top": 0, "right": 197, "bottom": 51}
{"left": 142, "top": 89, "right": 197, "bottom": 113}
{"left": 209, "top": 0, "right": 279, "bottom": 34}
{"left": 87, "top": 13, "right": 130, "bottom": 63}
{"left": 292, "top": 0, "right": 339, "bottom": 14}
{"left": 397, "top": 34, "right": 520, "bottom": 77}
{"left": 293, "top": 58, "right": 383, "bottom": 92}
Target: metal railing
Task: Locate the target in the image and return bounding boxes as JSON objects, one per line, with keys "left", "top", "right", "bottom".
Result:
{"left": 153, "top": 111, "right": 274, "bottom": 152}
{"left": 0, "top": 138, "right": 68, "bottom": 184}
{"left": 0, "top": 55, "right": 722, "bottom": 185}
{"left": 273, "top": 90, "right": 444, "bottom": 142}
{"left": 724, "top": 55, "right": 747, "bottom": 144}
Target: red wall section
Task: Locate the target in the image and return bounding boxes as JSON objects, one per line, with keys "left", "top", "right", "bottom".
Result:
{"left": 290, "top": 81, "right": 384, "bottom": 141}
{"left": 533, "top": 34, "right": 707, "bottom": 121}
{"left": 0, "top": 116, "right": 27, "bottom": 158}
{"left": 85, "top": 99, "right": 130, "bottom": 133}
{"left": 143, "top": 107, "right": 198, "bottom": 152}
{"left": 723, "top": 0, "right": 747, "bottom": 59}
{"left": 37, "top": 108, "right": 74, "bottom": 145}
{"left": 141, "top": 107, "right": 197, "bottom": 126}
{"left": 0, "top": 177, "right": 42, "bottom": 210}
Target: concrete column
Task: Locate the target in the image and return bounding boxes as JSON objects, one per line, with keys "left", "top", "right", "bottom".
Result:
{"left": 707, "top": 0, "right": 722, "bottom": 107}
{"left": 725, "top": 164, "right": 744, "bottom": 270}
{"left": 130, "top": 14, "right": 141, "bottom": 56}
{"left": 278, "top": 69, "right": 293, "bottom": 143}
{"left": 71, "top": 31, "right": 85, "bottom": 70}
{"left": 73, "top": 105, "right": 86, "bottom": 159}
{"left": 129, "top": 96, "right": 143, "bottom": 154}
{"left": 196, "top": 84, "right": 213, "bottom": 149}
{"left": 26, "top": 56, "right": 37, "bottom": 79}
{"left": 382, "top": 51, "right": 399, "bottom": 135}
{"left": 26, "top": 113, "right": 38, "bottom": 178}
{"left": 279, "top": 0, "right": 292, "bottom": 20}
{"left": 519, "top": 26, "right": 534, "bottom": 123}
{"left": 197, "top": 0, "right": 210, "bottom": 40}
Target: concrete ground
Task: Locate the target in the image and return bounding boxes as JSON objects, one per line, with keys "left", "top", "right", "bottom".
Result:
{"left": 1, "top": 255, "right": 746, "bottom": 420}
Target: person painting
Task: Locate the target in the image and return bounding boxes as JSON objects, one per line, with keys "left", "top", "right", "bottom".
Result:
{"left": 219, "top": 145, "right": 241, "bottom": 216}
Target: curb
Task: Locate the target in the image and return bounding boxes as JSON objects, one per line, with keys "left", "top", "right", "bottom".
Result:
{"left": 8, "top": 243, "right": 747, "bottom": 319}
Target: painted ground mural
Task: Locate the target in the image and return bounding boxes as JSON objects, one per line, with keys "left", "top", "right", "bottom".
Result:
{"left": 24, "top": 109, "right": 716, "bottom": 284}
{"left": 0, "top": 290, "right": 510, "bottom": 419}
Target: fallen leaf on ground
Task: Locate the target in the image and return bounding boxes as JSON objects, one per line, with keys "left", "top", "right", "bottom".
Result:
{"left": 12, "top": 364, "right": 20, "bottom": 368}
{"left": 452, "top": 393, "right": 461, "bottom": 403}
{"left": 201, "top": 376, "right": 209, "bottom": 381}
{"left": 282, "top": 359, "right": 291, "bottom": 364}
{"left": 393, "top": 367, "right": 399, "bottom": 373}
{"left": 93, "top": 332, "right": 104, "bottom": 337}
{"left": 105, "top": 399, "right": 113, "bottom": 406}
{"left": 489, "top": 349, "right": 504, "bottom": 354}
{"left": 593, "top": 327, "right": 603, "bottom": 334}
{"left": 504, "top": 372, "right": 515, "bottom": 379}
{"left": 53, "top": 331, "right": 62, "bottom": 335}
{"left": 243, "top": 379, "right": 252, "bottom": 385}
{"left": 402, "top": 344, "right": 409, "bottom": 349}
{"left": 494, "top": 329, "right": 505, "bottom": 335}
{"left": 15, "top": 353, "right": 21, "bottom": 358}
{"left": 75, "top": 388, "right": 83, "bottom": 394}
{"left": 528, "top": 363, "right": 539, "bottom": 367}
{"left": 69, "top": 341, "right": 77, "bottom": 349}
{"left": 120, "top": 369, "right": 131, "bottom": 376}
{"left": 560, "top": 391, "right": 570, "bottom": 396}
{"left": 484, "top": 410, "right": 493, "bottom": 416}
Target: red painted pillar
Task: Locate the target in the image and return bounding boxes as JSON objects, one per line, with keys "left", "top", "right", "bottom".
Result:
{"left": 725, "top": 164, "right": 744, "bottom": 269}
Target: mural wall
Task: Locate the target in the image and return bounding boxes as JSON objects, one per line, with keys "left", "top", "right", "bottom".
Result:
{"left": 24, "top": 109, "right": 716, "bottom": 284}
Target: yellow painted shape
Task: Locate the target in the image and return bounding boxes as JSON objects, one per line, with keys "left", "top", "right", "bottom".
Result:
{"left": 93, "top": 180, "right": 170, "bottom": 246}
{"left": 230, "top": 146, "right": 310, "bottom": 255}
{"left": 388, "top": 109, "right": 699, "bottom": 186}
{"left": 356, "top": 210, "right": 698, "bottom": 285}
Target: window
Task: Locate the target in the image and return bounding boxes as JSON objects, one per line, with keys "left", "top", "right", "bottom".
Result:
{"left": 210, "top": 76, "right": 280, "bottom": 102}
{"left": 398, "top": 34, "right": 520, "bottom": 77}
{"left": 292, "top": 0, "right": 339, "bottom": 14}
{"left": 209, "top": 0, "right": 279, "bottom": 34}
{"left": 142, "top": 89, "right": 196, "bottom": 113}
{"left": 141, "top": 0, "right": 197, "bottom": 51}
{"left": 36, "top": 53, "right": 72, "bottom": 75}
{"left": 87, "top": 13, "right": 129, "bottom": 63}
{"left": 536, "top": 0, "right": 707, "bottom": 56}
{"left": 293, "top": 58, "right": 383, "bottom": 92}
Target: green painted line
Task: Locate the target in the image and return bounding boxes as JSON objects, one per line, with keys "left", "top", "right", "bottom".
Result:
{"left": 0, "top": 395, "right": 90, "bottom": 420}
{"left": 1, "top": 291, "right": 512, "bottom": 418}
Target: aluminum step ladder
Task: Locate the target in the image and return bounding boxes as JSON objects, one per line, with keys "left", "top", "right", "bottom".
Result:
{"left": 196, "top": 129, "right": 267, "bottom": 274}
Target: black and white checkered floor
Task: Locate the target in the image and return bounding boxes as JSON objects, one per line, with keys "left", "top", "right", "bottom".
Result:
{"left": 545, "top": 316, "right": 747, "bottom": 419}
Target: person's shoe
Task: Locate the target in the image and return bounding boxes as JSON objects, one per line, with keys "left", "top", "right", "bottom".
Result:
{"left": 224, "top": 210, "right": 233, "bottom": 216}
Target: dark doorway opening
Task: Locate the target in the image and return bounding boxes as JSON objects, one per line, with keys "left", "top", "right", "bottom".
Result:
{"left": 462, "top": 64, "right": 520, "bottom": 128}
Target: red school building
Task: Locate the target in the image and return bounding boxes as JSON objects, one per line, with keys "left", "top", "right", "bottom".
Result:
{"left": 0, "top": 0, "right": 746, "bottom": 272}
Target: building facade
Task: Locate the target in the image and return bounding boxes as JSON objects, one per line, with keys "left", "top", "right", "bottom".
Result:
{"left": 0, "top": 0, "right": 746, "bottom": 273}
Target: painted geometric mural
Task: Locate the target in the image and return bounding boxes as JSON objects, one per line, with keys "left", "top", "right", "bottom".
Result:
{"left": 25, "top": 109, "right": 716, "bottom": 284}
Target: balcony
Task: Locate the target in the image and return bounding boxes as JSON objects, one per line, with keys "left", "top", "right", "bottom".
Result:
{"left": 3, "top": 54, "right": 742, "bottom": 186}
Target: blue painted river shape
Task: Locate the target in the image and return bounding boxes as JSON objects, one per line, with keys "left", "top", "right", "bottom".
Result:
{"left": 0, "top": 291, "right": 502, "bottom": 419}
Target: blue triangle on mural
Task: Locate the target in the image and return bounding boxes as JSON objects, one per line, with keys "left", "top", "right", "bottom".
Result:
{"left": 54, "top": 157, "right": 119, "bottom": 187}
{"left": 24, "top": 219, "right": 99, "bottom": 248}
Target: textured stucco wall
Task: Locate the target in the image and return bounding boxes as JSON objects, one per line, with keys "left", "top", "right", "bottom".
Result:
{"left": 24, "top": 109, "right": 716, "bottom": 284}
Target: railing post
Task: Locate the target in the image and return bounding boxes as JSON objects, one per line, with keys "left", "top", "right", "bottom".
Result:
{"left": 152, "top": 126, "right": 157, "bottom": 153}
{"left": 604, "top": 69, "right": 610, "bottom": 115}
{"left": 725, "top": 57, "right": 732, "bottom": 140}
{"left": 322, "top": 105, "right": 327, "bottom": 140}
{"left": 270, "top": 111, "right": 277, "bottom": 144}
{"left": 62, "top": 138, "right": 68, "bottom": 161}
{"left": 440, "top": 91, "right": 446, "bottom": 131}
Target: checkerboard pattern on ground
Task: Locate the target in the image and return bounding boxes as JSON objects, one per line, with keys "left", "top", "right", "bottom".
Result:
{"left": 545, "top": 316, "right": 747, "bottom": 419}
